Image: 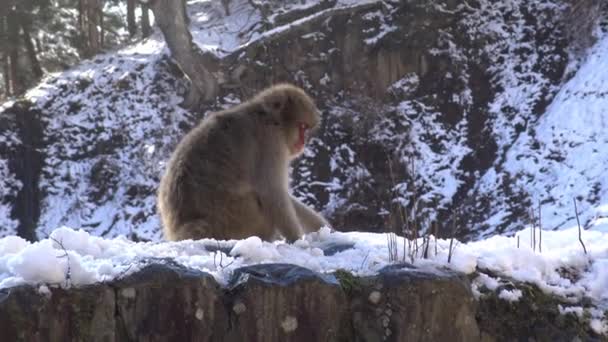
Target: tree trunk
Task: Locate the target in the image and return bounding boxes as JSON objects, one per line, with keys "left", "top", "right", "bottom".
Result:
{"left": 78, "top": 0, "right": 86, "bottom": 41}
{"left": 7, "top": 10, "right": 20, "bottom": 95}
{"left": 2, "top": 56, "right": 9, "bottom": 97}
{"left": 127, "top": 0, "right": 137, "bottom": 36}
{"left": 141, "top": 4, "right": 151, "bottom": 38}
{"left": 221, "top": 0, "right": 231, "bottom": 16}
{"left": 21, "top": 19, "right": 43, "bottom": 79}
{"left": 148, "top": 0, "right": 218, "bottom": 107}
{"left": 79, "top": 0, "right": 89, "bottom": 54}
{"left": 78, "top": 0, "right": 84, "bottom": 31}
{"left": 0, "top": 14, "right": 9, "bottom": 97}
{"left": 99, "top": 2, "right": 104, "bottom": 48}
{"left": 87, "top": 0, "right": 100, "bottom": 55}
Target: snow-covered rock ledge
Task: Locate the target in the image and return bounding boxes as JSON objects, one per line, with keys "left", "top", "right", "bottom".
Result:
{"left": 0, "top": 226, "right": 606, "bottom": 341}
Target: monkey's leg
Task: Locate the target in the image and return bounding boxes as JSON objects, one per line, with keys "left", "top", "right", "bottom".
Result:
{"left": 291, "top": 196, "right": 329, "bottom": 233}
{"left": 165, "top": 219, "right": 212, "bottom": 241}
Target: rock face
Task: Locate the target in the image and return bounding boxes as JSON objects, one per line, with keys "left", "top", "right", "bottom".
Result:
{"left": 0, "top": 262, "right": 598, "bottom": 342}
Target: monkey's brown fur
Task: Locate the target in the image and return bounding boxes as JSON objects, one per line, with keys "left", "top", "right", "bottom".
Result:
{"left": 158, "top": 84, "right": 329, "bottom": 242}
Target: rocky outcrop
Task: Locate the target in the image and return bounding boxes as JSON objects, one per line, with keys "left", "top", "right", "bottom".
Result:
{"left": 223, "top": 0, "right": 453, "bottom": 97}
{"left": 219, "top": 0, "right": 571, "bottom": 237}
{"left": 0, "top": 262, "right": 599, "bottom": 342}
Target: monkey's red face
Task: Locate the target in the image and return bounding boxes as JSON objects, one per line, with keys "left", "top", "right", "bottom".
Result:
{"left": 289, "top": 122, "right": 311, "bottom": 157}
{"left": 263, "top": 86, "right": 319, "bottom": 158}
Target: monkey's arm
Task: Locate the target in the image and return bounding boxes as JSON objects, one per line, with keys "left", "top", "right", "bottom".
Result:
{"left": 291, "top": 197, "right": 329, "bottom": 233}
{"left": 257, "top": 187, "right": 305, "bottom": 242}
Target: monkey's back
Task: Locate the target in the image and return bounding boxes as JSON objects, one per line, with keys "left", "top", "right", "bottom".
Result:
{"left": 158, "top": 110, "right": 273, "bottom": 241}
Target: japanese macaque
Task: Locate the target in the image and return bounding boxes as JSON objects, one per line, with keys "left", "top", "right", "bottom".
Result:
{"left": 158, "top": 84, "right": 329, "bottom": 242}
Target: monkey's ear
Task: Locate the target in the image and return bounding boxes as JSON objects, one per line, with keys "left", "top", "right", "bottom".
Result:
{"left": 261, "top": 88, "right": 289, "bottom": 115}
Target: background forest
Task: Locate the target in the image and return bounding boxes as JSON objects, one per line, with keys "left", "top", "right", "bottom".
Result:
{"left": 0, "top": 0, "right": 152, "bottom": 98}
{"left": 0, "top": 0, "right": 607, "bottom": 243}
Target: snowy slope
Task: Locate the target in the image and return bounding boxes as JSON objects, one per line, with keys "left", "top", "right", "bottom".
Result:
{"left": 26, "top": 38, "right": 189, "bottom": 241}
{"left": 476, "top": 33, "right": 608, "bottom": 236}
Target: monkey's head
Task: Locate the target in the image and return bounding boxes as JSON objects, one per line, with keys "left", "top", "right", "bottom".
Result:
{"left": 257, "top": 84, "right": 321, "bottom": 158}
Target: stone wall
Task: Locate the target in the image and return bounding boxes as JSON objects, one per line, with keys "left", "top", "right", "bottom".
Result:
{"left": 0, "top": 262, "right": 598, "bottom": 341}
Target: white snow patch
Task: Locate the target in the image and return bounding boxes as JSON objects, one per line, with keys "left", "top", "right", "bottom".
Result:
{"left": 559, "top": 305, "right": 584, "bottom": 318}
{"left": 230, "top": 236, "right": 281, "bottom": 261}
{"left": 0, "top": 223, "right": 604, "bottom": 302}
{"left": 498, "top": 289, "right": 523, "bottom": 302}
{"left": 591, "top": 319, "right": 608, "bottom": 335}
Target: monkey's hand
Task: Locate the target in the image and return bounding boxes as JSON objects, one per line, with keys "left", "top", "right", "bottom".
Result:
{"left": 291, "top": 196, "right": 330, "bottom": 233}
{"left": 258, "top": 189, "right": 305, "bottom": 243}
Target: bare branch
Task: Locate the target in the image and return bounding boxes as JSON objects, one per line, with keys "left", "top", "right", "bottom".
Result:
{"left": 49, "top": 236, "right": 72, "bottom": 287}
{"left": 538, "top": 200, "right": 542, "bottom": 253}
{"left": 359, "top": 251, "right": 370, "bottom": 271}
{"left": 213, "top": 241, "right": 234, "bottom": 269}
{"left": 573, "top": 198, "right": 587, "bottom": 255}
{"left": 530, "top": 207, "right": 536, "bottom": 252}
{"left": 448, "top": 211, "right": 457, "bottom": 264}
{"left": 433, "top": 221, "right": 438, "bottom": 257}
{"left": 115, "top": 264, "right": 134, "bottom": 280}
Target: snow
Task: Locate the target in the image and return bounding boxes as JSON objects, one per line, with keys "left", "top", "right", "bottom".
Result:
{"left": 230, "top": 236, "right": 282, "bottom": 261}
{"left": 188, "top": 0, "right": 288, "bottom": 56}
{"left": 362, "top": 9, "right": 398, "bottom": 45}
{"left": 591, "top": 317, "right": 608, "bottom": 335}
{"left": 488, "top": 34, "right": 608, "bottom": 232}
{"left": 37, "top": 284, "right": 51, "bottom": 297}
{"left": 469, "top": 1, "right": 608, "bottom": 236}
{"left": 1, "top": 222, "right": 607, "bottom": 332}
{"left": 369, "top": 96, "right": 472, "bottom": 224}
{"left": 463, "top": 0, "right": 566, "bottom": 150}
{"left": 559, "top": 305, "right": 608, "bottom": 335}
{"left": 472, "top": 273, "right": 500, "bottom": 296}
{"left": 187, "top": 0, "right": 382, "bottom": 57}
{"left": 188, "top": 0, "right": 259, "bottom": 56}
{"left": 498, "top": 289, "right": 523, "bottom": 302}
{"left": 559, "top": 305, "right": 585, "bottom": 318}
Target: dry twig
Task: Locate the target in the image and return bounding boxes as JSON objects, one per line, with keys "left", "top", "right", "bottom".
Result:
{"left": 538, "top": 201, "right": 542, "bottom": 253}
{"left": 433, "top": 221, "right": 438, "bottom": 257}
{"left": 448, "top": 211, "right": 458, "bottom": 264}
{"left": 573, "top": 198, "right": 587, "bottom": 255}
{"left": 530, "top": 207, "right": 536, "bottom": 252}
{"left": 49, "top": 237, "right": 72, "bottom": 287}
{"left": 213, "top": 241, "right": 235, "bottom": 269}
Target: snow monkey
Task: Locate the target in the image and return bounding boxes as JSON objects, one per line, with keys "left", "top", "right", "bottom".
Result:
{"left": 158, "top": 83, "right": 329, "bottom": 242}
